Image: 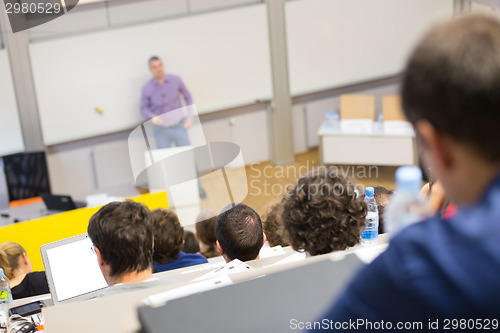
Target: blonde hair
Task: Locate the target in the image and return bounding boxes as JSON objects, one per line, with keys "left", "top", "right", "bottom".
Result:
{"left": 0, "top": 242, "right": 25, "bottom": 279}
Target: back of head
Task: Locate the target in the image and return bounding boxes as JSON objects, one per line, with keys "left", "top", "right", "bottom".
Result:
{"left": 182, "top": 230, "right": 200, "bottom": 254}
{"left": 262, "top": 202, "right": 291, "bottom": 247}
{"left": 215, "top": 203, "right": 263, "bottom": 261}
{"left": 151, "top": 209, "right": 184, "bottom": 264}
{"left": 373, "top": 186, "right": 393, "bottom": 234}
{"left": 195, "top": 213, "right": 219, "bottom": 258}
{"left": 402, "top": 14, "right": 500, "bottom": 163}
{"left": 282, "top": 167, "right": 367, "bottom": 255}
{"left": 195, "top": 215, "right": 217, "bottom": 245}
{"left": 87, "top": 201, "right": 153, "bottom": 278}
{"left": 0, "top": 242, "right": 25, "bottom": 279}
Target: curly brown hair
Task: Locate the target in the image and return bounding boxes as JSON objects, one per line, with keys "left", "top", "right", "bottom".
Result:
{"left": 262, "top": 202, "right": 291, "bottom": 248}
{"left": 282, "top": 167, "right": 367, "bottom": 256}
{"left": 151, "top": 209, "right": 184, "bottom": 265}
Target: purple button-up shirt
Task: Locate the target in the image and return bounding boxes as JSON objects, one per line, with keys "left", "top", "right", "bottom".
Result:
{"left": 141, "top": 74, "right": 193, "bottom": 127}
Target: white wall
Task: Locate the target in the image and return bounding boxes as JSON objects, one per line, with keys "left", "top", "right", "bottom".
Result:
{"left": 45, "top": 79, "right": 399, "bottom": 196}
{"left": 29, "top": 0, "right": 261, "bottom": 41}
{"left": 9, "top": 0, "right": 447, "bottom": 197}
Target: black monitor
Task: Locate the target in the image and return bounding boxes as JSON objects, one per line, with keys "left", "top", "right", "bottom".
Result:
{"left": 2, "top": 151, "right": 51, "bottom": 202}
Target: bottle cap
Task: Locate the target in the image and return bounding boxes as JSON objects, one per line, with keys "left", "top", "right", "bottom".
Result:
{"left": 365, "top": 186, "right": 374, "bottom": 197}
{"left": 395, "top": 166, "right": 422, "bottom": 193}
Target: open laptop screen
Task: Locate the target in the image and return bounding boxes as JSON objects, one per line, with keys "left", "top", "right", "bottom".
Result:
{"left": 41, "top": 234, "right": 108, "bottom": 304}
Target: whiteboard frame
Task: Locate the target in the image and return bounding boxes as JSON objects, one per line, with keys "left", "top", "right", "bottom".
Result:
{"left": 30, "top": 4, "right": 272, "bottom": 146}
{"left": 0, "top": 49, "right": 24, "bottom": 156}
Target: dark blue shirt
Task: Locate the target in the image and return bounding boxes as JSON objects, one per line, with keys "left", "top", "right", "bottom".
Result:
{"left": 316, "top": 173, "right": 500, "bottom": 329}
{"left": 154, "top": 251, "right": 208, "bottom": 272}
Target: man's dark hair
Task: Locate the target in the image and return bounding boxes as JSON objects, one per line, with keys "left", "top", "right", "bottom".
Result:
{"left": 182, "top": 230, "right": 200, "bottom": 254}
{"left": 87, "top": 201, "right": 153, "bottom": 278}
{"left": 282, "top": 167, "right": 367, "bottom": 256}
{"left": 373, "top": 186, "right": 393, "bottom": 234}
{"left": 215, "top": 203, "right": 263, "bottom": 261}
{"left": 148, "top": 56, "right": 161, "bottom": 64}
{"left": 195, "top": 215, "right": 219, "bottom": 259}
{"left": 151, "top": 209, "right": 184, "bottom": 264}
{"left": 262, "top": 202, "right": 291, "bottom": 247}
{"left": 402, "top": 14, "right": 500, "bottom": 163}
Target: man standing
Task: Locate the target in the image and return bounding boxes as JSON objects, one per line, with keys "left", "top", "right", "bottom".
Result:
{"left": 313, "top": 14, "right": 500, "bottom": 327}
{"left": 141, "top": 56, "right": 206, "bottom": 198}
{"left": 141, "top": 56, "right": 193, "bottom": 149}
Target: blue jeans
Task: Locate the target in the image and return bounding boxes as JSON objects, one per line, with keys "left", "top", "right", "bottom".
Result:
{"left": 154, "top": 121, "right": 191, "bottom": 148}
{"left": 153, "top": 121, "right": 206, "bottom": 198}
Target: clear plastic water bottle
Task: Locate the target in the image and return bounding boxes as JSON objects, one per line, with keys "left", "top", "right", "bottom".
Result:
{"left": 325, "top": 110, "right": 340, "bottom": 131}
{"left": 0, "top": 268, "right": 12, "bottom": 333}
{"left": 384, "top": 166, "right": 432, "bottom": 237}
{"left": 360, "top": 186, "right": 379, "bottom": 246}
{"left": 373, "top": 110, "right": 384, "bottom": 133}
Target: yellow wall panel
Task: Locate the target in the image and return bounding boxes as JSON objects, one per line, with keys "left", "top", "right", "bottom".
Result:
{"left": 0, "top": 192, "right": 167, "bottom": 271}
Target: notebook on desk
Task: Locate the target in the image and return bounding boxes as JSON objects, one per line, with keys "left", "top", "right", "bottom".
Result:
{"left": 40, "top": 193, "right": 86, "bottom": 212}
{"left": 40, "top": 234, "right": 108, "bottom": 304}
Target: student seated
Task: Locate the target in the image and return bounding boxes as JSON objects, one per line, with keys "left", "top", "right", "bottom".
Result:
{"left": 87, "top": 201, "right": 171, "bottom": 297}
{"left": 373, "top": 186, "right": 393, "bottom": 234}
{"left": 152, "top": 209, "right": 208, "bottom": 272}
{"left": 0, "top": 242, "right": 49, "bottom": 299}
{"left": 262, "top": 202, "right": 291, "bottom": 247}
{"left": 195, "top": 210, "right": 220, "bottom": 259}
{"left": 281, "top": 167, "right": 367, "bottom": 256}
{"left": 215, "top": 203, "right": 266, "bottom": 263}
{"left": 182, "top": 230, "right": 200, "bottom": 254}
{"left": 313, "top": 15, "right": 500, "bottom": 325}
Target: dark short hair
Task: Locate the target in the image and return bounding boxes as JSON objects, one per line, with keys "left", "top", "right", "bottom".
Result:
{"left": 282, "top": 167, "right": 367, "bottom": 255}
{"left": 402, "top": 14, "right": 500, "bottom": 163}
{"left": 182, "top": 230, "right": 200, "bottom": 254}
{"left": 195, "top": 216, "right": 217, "bottom": 246}
{"left": 262, "top": 202, "right": 290, "bottom": 247}
{"left": 373, "top": 186, "right": 393, "bottom": 234}
{"left": 195, "top": 215, "right": 218, "bottom": 258}
{"left": 148, "top": 56, "right": 161, "bottom": 64}
{"left": 151, "top": 209, "right": 184, "bottom": 264}
{"left": 215, "top": 203, "right": 263, "bottom": 261}
{"left": 87, "top": 201, "right": 153, "bottom": 278}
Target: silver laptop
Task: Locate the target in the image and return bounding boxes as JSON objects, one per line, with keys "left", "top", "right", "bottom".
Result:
{"left": 40, "top": 234, "right": 108, "bottom": 304}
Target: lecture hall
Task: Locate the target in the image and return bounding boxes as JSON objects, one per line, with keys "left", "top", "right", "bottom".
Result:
{"left": 0, "top": 0, "right": 499, "bottom": 332}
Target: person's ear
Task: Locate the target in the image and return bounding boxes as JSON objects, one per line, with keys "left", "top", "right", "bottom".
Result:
{"left": 22, "top": 252, "right": 29, "bottom": 266}
{"left": 94, "top": 247, "right": 106, "bottom": 267}
{"left": 415, "top": 120, "right": 453, "bottom": 172}
{"left": 216, "top": 240, "right": 224, "bottom": 256}
{"left": 262, "top": 233, "right": 267, "bottom": 247}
